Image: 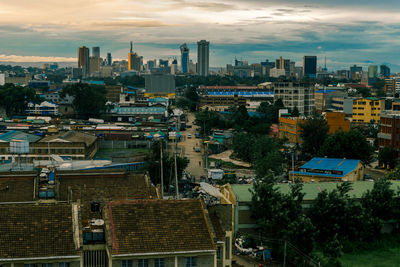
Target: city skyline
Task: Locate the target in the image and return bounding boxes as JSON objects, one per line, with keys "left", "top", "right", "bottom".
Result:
{"left": 0, "top": 0, "right": 399, "bottom": 70}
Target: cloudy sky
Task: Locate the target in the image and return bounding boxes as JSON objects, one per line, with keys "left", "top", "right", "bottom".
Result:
{"left": 0, "top": 0, "right": 399, "bottom": 71}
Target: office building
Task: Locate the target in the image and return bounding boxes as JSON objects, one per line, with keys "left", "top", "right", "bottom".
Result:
{"left": 303, "top": 56, "right": 317, "bottom": 78}
{"left": 273, "top": 82, "right": 314, "bottom": 116}
{"left": 368, "top": 65, "right": 378, "bottom": 78}
{"left": 171, "top": 58, "right": 178, "bottom": 75}
{"left": 384, "top": 78, "right": 400, "bottom": 93}
{"left": 78, "top": 46, "right": 90, "bottom": 76}
{"left": 89, "top": 56, "right": 101, "bottom": 75}
{"left": 278, "top": 116, "right": 305, "bottom": 144}
{"left": 275, "top": 56, "right": 291, "bottom": 77}
{"left": 128, "top": 41, "right": 141, "bottom": 72}
{"left": 315, "top": 89, "right": 347, "bottom": 112}
{"left": 92, "top": 46, "right": 100, "bottom": 58}
{"left": 350, "top": 65, "right": 363, "bottom": 80}
{"left": 352, "top": 97, "right": 384, "bottom": 123}
{"left": 180, "top": 43, "right": 190, "bottom": 73}
{"left": 107, "top": 52, "right": 112, "bottom": 66}
{"left": 197, "top": 40, "right": 210, "bottom": 76}
{"left": 145, "top": 74, "right": 175, "bottom": 94}
{"left": 380, "top": 64, "right": 391, "bottom": 77}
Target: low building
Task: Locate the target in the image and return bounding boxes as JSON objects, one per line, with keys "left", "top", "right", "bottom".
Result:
{"left": 220, "top": 181, "right": 400, "bottom": 234}
{"left": 26, "top": 101, "right": 59, "bottom": 116}
{"left": 315, "top": 89, "right": 347, "bottom": 112}
{"left": 291, "top": 157, "right": 364, "bottom": 182}
{"left": 199, "top": 95, "right": 246, "bottom": 110}
{"left": 0, "top": 202, "right": 81, "bottom": 266}
{"left": 105, "top": 199, "right": 223, "bottom": 267}
{"left": 331, "top": 97, "right": 354, "bottom": 116}
{"left": 352, "top": 97, "right": 384, "bottom": 123}
{"left": 326, "top": 112, "right": 350, "bottom": 133}
{"left": 278, "top": 117, "right": 305, "bottom": 144}
{"left": 378, "top": 110, "right": 400, "bottom": 159}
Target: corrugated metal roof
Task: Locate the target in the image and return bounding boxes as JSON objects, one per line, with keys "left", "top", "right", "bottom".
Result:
{"left": 207, "top": 91, "right": 273, "bottom": 96}
{"left": 292, "top": 157, "right": 360, "bottom": 178}
{"left": 231, "top": 181, "right": 400, "bottom": 202}
{"left": 0, "top": 130, "right": 41, "bottom": 143}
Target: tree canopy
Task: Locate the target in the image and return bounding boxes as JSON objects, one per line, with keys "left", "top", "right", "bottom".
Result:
{"left": 0, "top": 83, "right": 40, "bottom": 116}
{"left": 299, "top": 114, "right": 329, "bottom": 158}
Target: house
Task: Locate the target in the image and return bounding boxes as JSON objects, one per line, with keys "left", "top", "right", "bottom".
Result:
{"left": 291, "top": 157, "right": 365, "bottom": 182}
{"left": 26, "top": 101, "right": 59, "bottom": 116}
{"left": 0, "top": 202, "right": 81, "bottom": 266}
{"left": 104, "top": 199, "right": 222, "bottom": 267}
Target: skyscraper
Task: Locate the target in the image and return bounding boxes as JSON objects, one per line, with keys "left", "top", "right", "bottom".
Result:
{"left": 197, "top": 40, "right": 209, "bottom": 76}
{"left": 107, "top": 53, "right": 112, "bottom": 66}
{"left": 180, "top": 43, "right": 189, "bottom": 74}
{"left": 78, "top": 46, "right": 90, "bottom": 77}
{"left": 368, "top": 65, "right": 378, "bottom": 78}
{"left": 92, "top": 47, "right": 100, "bottom": 58}
{"left": 275, "top": 56, "right": 291, "bottom": 77}
{"left": 380, "top": 64, "right": 391, "bottom": 77}
{"left": 128, "top": 41, "right": 141, "bottom": 71}
{"left": 303, "top": 56, "right": 317, "bottom": 78}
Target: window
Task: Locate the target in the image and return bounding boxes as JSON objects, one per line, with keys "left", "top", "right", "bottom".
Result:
{"left": 217, "top": 246, "right": 222, "bottom": 259}
{"left": 184, "top": 257, "right": 197, "bottom": 267}
{"left": 225, "top": 237, "right": 230, "bottom": 260}
{"left": 138, "top": 259, "right": 149, "bottom": 267}
{"left": 121, "top": 260, "right": 133, "bottom": 267}
{"left": 24, "top": 265, "right": 36, "bottom": 267}
{"left": 154, "top": 258, "right": 165, "bottom": 267}
{"left": 42, "top": 264, "right": 53, "bottom": 267}
{"left": 59, "top": 263, "right": 70, "bottom": 267}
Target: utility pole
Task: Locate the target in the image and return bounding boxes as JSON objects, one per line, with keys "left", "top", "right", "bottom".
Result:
{"left": 283, "top": 240, "right": 287, "bottom": 267}
{"left": 160, "top": 139, "right": 164, "bottom": 199}
{"left": 292, "top": 150, "right": 295, "bottom": 183}
{"left": 174, "top": 117, "right": 179, "bottom": 199}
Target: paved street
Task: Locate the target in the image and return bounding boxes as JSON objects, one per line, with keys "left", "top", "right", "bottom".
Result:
{"left": 179, "top": 112, "right": 205, "bottom": 180}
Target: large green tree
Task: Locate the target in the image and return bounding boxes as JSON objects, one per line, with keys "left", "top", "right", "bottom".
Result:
{"left": 61, "top": 83, "right": 108, "bottom": 118}
{"left": 0, "top": 83, "right": 40, "bottom": 116}
{"left": 319, "top": 130, "right": 374, "bottom": 164}
{"left": 299, "top": 114, "right": 329, "bottom": 157}
{"left": 378, "top": 146, "right": 395, "bottom": 169}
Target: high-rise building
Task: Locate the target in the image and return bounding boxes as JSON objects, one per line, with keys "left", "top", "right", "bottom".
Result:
{"left": 159, "top": 59, "right": 169, "bottom": 68}
{"left": 171, "top": 58, "right": 178, "bottom": 75}
{"left": 107, "top": 53, "right": 112, "bottom": 66}
{"left": 275, "top": 56, "right": 291, "bottom": 77}
{"left": 128, "top": 41, "right": 141, "bottom": 72}
{"left": 89, "top": 56, "right": 101, "bottom": 75}
{"left": 380, "top": 64, "right": 391, "bottom": 77}
{"left": 350, "top": 65, "right": 363, "bottom": 80}
{"left": 92, "top": 47, "right": 100, "bottom": 58}
{"left": 303, "top": 56, "right": 317, "bottom": 78}
{"left": 180, "top": 43, "right": 190, "bottom": 74}
{"left": 78, "top": 46, "right": 90, "bottom": 77}
{"left": 197, "top": 40, "right": 209, "bottom": 76}
{"left": 368, "top": 65, "right": 378, "bottom": 78}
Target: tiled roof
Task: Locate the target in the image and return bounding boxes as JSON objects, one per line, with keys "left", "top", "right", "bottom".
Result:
{"left": 107, "top": 199, "right": 216, "bottom": 255}
{"left": 0, "top": 203, "right": 78, "bottom": 259}
{"left": 39, "top": 131, "right": 97, "bottom": 146}
{"left": 0, "top": 173, "right": 36, "bottom": 202}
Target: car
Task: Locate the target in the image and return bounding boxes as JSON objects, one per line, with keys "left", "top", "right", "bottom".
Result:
{"left": 187, "top": 133, "right": 192, "bottom": 139}
{"left": 195, "top": 133, "right": 201, "bottom": 138}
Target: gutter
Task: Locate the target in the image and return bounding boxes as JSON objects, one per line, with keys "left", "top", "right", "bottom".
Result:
{"left": 113, "top": 250, "right": 216, "bottom": 257}
{"left": 0, "top": 255, "right": 80, "bottom": 262}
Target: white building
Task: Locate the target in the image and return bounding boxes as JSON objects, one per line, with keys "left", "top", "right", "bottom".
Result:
{"left": 269, "top": 68, "right": 286, "bottom": 78}
{"left": 26, "top": 101, "right": 59, "bottom": 116}
{"left": 273, "top": 82, "right": 315, "bottom": 116}
{"left": 0, "top": 73, "right": 5, "bottom": 86}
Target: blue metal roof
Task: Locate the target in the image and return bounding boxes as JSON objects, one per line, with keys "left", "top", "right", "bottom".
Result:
{"left": 127, "top": 86, "right": 140, "bottom": 90}
{"left": 207, "top": 91, "right": 273, "bottom": 96}
{"left": 291, "top": 157, "right": 360, "bottom": 178}
{"left": 87, "top": 80, "right": 105, "bottom": 85}
{"left": 315, "top": 89, "right": 336, "bottom": 93}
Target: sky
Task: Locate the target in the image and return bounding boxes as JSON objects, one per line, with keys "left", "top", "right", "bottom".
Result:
{"left": 0, "top": 0, "right": 400, "bottom": 71}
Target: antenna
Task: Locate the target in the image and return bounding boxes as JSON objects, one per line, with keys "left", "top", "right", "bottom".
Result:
{"left": 130, "top": 41, "right": 133, "bottom": 53}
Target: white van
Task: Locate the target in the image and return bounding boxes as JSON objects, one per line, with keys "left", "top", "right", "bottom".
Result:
{"left": 187, "top": 133, "right": 192, "bottom": 139}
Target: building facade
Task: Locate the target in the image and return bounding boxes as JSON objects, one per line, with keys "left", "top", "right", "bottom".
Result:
{"left": 278, "top": 116, "right": 305, "bottom": 144}
{"left": 273, "top": 82, "right": 314, "bottom": 116}
{"left": 352, "top": 97, "right": 384, "bottom": 123}
{"left": 303, "top": 56, "right": 317, "bottom": 78}
{"left": 180, "top": 43, "right": 189, "bottom": 74}
{"left": 78, "top": 46, "right": 90, "bottom": 76}
{"left": 197, "top": 40, "right": 210, "bottom": 77}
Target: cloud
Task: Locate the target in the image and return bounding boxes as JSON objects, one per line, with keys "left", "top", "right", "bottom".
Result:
{"left": 0, "top": 54, "right": 76, "bottom": 63}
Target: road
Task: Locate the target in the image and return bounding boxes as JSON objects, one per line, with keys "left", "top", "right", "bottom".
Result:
{"left": 179, "top": 112, "right": 205, "bottom": 180}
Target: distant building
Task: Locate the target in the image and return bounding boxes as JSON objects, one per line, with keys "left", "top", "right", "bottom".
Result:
{"left": 384, "top": 78, "right": 400, "bottom": 93}
{"left": 314, "top": 89, "right": 347, "bottom": 112}
{"left": 380, "top": 64, "right": 391, "bottom": 77}
{"left": 278, "top": 116, "right": 305, "bottom": 144}
{"left": 197, "top": 40, "right": 210, "bottom": 76}
{"left": 78, "top": 46, "right": 90, "bottom": 76}
{"left": 368, "top": 65, "right": 378, "bottom": 84}
{"left": 89, "top": 56, "right": 101, "bottom": 75}
{"left": 350, "top": 65, "right": 363, "bottom": 80}
{"left": 144, "top": 74, "right": 175, "bottom": 94}
{"left": 128, "top": 41, "right": 141, "bottom": 72}
{"left": 159, "top": 59, "right": 169, "bottom": 68}
{"left": 326, "top": 112, "right": 350, "bottom": 134}
{"left": 107, "top": 52, "right": 112, "bottom": 66}
{"left": 269, "top": 68, "right": 286, "bottom": 78}
{"left": 331, "top": 97, "right": 355, "bottom": 116}
{"left": 0, "top": 73, "right": 4, "bottom": 86}
{"left": 180, "top": 43, "right": 190, "bottom": 73}
{"left": 26, "top": 101, "right": 58, "bottom": 116}
{"left": 352, "top": 97, "right": 384, "bottom": 123}
{"left": 275, "top": 56, "right": 291, "bottom": 77}
{"left": 378, "top": 109, "right": 400, "bottom": 160}
{"left": 291, "top": 157, "right": 364, "bottom": 182}
{"left": 92, "top": 46, "right": 100, "bottom": 58}
{"left": 273, "top": 82, "right": 314, "bottom": 116}
{"left": 303, "top": 56, "right": 317, "bottom": 78}
{"left": 171, "top": 58, "right": 178, "bottom": 75}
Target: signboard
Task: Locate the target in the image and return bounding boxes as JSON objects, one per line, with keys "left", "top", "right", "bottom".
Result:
{"left": 299, "top": 168, "right": 343, "bottom": 175}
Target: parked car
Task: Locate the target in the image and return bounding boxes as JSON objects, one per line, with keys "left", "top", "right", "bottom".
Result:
{"left": 187, "top": 133, "right": 192, "bottom": 139}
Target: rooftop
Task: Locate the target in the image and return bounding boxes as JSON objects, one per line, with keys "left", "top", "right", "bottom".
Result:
{"left": 231, "top": 180, "right": 400, "bottom": 203}
{"left": 107, "top": 199, "right": 215, "bottom": 255}
{"left": 39, "top": 131, "right": 97, "bottom": 146}
{"left": 291, "top": 157, "right": 361, "bottom": 178}
{"left": 0, "top": 130, "right": 41, "bottom": 143}
{"left": 0, "top": 202, "right": 78, "bottom": 259}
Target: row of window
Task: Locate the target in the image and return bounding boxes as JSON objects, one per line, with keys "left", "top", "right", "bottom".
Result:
{"left": 24, "top": 263, "right": 69, "bottom": 267}
{"left": 0, "top": 148, "right": 84, "bottom": 154}
{"left": 122, "top": 257, "right": 197, "bottom": 267}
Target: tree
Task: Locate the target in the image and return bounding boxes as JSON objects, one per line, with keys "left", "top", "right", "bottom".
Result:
{"left": 291, "top": 106, "right": 300, "bottom": 117}
{"left": 378, "top": 146, "right": 395, "bottom": 169}
{"left": 61, "top": 83, "right": 108, "bottom": 118}
{"left": 299, "top": 115, "right": 329, "bottom": 158}
{"left": 0, "top": 83, "right": 40, "bottom": 116}
{"left": 319, "top": 130, "right": 374, "bottom": 164}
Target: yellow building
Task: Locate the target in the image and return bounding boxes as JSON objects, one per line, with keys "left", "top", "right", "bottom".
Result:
{"left": 326, "top": 112, "right": 350, "bottom": 134}
{"left": 278, "top": 117, "right": 305, "bottom": 144}
{"left": 352, "top": 97, "right": 384, "bottom": 123}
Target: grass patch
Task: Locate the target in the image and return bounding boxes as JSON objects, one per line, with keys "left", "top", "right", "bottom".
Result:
{"left": 339, "top": 235, "right": 400, "bottom": 267}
